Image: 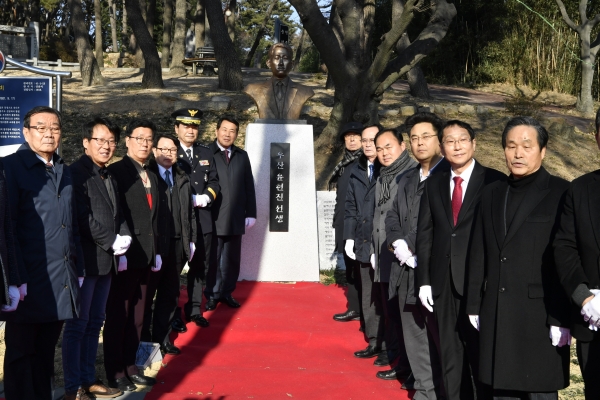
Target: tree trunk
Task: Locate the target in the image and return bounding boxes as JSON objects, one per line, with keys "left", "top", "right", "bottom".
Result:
{"left": 146, "top": 0, "right": 156, "bottom": 37}
{"left": 125, "top": 0, "right": 164, "bottom": 87}
{"left": 122, "top": 0, "right": 128, "bottom": 49}
{"left": 194, "top": 0, "right": 205, "bottom": 48}
{"left": 95, "top": 0, "right": 104, "bottom": 67}
{"left": 407, "top": 65, "right": 431, "bottom": 99}
{"left": 244, "top": 0, "right": 277, "bottom": 67}
{"left": 108, "top": 0, "right": 119, "bottom": 51}
{"left": 170, "top": 0, "right": 186, "bottom": 72}
{"left": 225, "top": 0, "right": 236, "bottom": 42}
{"left": 204, "top": 0, "right": 243, "bottom": 90}
{"left": 68, "top": 0, "right": 105, "bottom": 86}
{"left": 578, "top": 26, "right": 595, "bottom": 116}
{"left": 162, "top": 0, "right": 173, "bottom": 67}
{"left": 293, "top": 29, "right": 305, "bottom": 71}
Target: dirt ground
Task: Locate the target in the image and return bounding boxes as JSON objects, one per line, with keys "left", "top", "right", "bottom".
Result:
{"left": 0, "top": 68, "right": 595, "bottom": 398}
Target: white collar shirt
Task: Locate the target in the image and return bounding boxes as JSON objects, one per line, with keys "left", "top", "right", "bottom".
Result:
{"left": 450, "top": 158, "right": 476, "bottom": 201}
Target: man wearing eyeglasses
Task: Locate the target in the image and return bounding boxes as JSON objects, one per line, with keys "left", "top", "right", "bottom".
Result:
{"left": 145, "top": 134, "right": 196, "bottom": 356}
{"left": 62, "top": 117, "right": 130, "bottom": 400}
{"left": 2, "top": 106, "right": 85, "bottom": 400}
{"left": 416, "top": 120, "right": 505, "bottom": 400}
{"left": 172, "top": 108, "right": 219, "bottom": 329}
{"left": 103, "top": 119, "right": 167, "bottom": 392}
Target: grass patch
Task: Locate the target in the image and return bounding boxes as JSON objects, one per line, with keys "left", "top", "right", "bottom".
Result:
{"left": 319, "top": 268, "right": 347, "bottom": 286}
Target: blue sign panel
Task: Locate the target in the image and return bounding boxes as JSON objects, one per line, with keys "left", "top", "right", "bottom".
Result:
{"left": 0, "top": 76, "right": 52, "bottom": 147}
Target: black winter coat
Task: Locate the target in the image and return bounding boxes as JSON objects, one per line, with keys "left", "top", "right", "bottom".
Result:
{"left": 0, "top": 162, "right": 19, "bottom": 307}
{"left": 332, "top": 159, "right": 358, "bottom": 253}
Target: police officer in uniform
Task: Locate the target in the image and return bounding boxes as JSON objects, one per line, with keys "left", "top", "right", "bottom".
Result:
{"left": 171, "top": 108, "right": 219, "bottom": 329}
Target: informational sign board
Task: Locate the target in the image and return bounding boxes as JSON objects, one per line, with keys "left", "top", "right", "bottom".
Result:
{"left": 270, "top": 143, "right": 290, "bottom": 232}
{"left": 0, "top": 76, "right": 52, "bottom": 156}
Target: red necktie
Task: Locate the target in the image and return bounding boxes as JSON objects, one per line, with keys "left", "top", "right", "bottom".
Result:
{"left": 225, "top": 149, "right": 230, "bottom": 164}
{"left": 451, "top": 176, "right": 463, "bottom": 226}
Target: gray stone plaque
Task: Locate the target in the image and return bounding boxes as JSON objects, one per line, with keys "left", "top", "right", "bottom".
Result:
{"left": 317, "top": 191, "right": 337, "bottom": 271}
{"left": 0, "top": 35, "right": 31, "bottom": 59}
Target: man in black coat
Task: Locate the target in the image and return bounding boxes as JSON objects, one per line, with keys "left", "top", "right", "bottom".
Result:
{"left": 383, "top": 113, "right": 447, "bottom": 397}
{"left": 416, "top": 120, "right": 505, "bottom": 400}
{"left": 206, "top": 116, "right": 257, "bottom": 309}
{"left": 467, "top": 117, "right": 570, "bottom": 399}
{"left": 146, "top": 134, "right": 196, "bottom": 356}
{"left": 172, "top": 108, "right": 219, "bottom": 327}
{"left": 2, "top": 106, "right": 84, "bottom": 400}
{"left": 554, "top": 107, "right": 600, "bottom": 399}
{"left": 104, "top": 119, "right": 167, "bottom": 392}
{"left": 330, "top": 121, "right": 363, "bottom": 323}
{"left": 0, "top": 158, "right": 19, "bottom": 315}
{"left": 62, "top": 117, "right": 130, "bottom": 400}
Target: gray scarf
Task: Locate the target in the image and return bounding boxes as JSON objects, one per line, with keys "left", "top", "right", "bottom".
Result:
{"left": 378, "top": 150, "right": 415, "bottom": 205}
{"left": 328, "top": 148, "right": 363, "bottom": 190}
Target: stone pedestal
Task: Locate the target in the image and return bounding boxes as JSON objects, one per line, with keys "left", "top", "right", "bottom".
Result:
{"left": 241, "top": 122, "right": 319, "bottom": 282}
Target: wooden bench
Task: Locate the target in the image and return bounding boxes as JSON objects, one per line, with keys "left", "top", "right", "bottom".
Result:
{"left": 183, "top": 47, "right": 217, "bottom": 74}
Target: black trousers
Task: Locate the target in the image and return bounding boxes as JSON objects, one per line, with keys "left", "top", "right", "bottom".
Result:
{"left": 344, "top": 253, "right": 361, "bottom": 313}
{"left": 492, "top": 389, "right": 558, "bottom": 400}
{"left": 4, "top": 320, "right": 64, "bottom": 400}
{"left": 577, "top": 333, "right": 600, "bottom": 400}
{"left": 434, "top": 275, "right": 487, "bottom": 400}
{"left": 359, "top": 263, "right": 385, "bottom": 349}
{"left": 185, "top": 232, "right": 212, "bottom": 317}
{"left": 143, "top": 238, "right": 185, "bottom": 344}
{"left": 207, "top": 234, "right": 242, "bottom": 300}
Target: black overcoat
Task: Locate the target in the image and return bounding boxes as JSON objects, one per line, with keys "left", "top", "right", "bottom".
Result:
{"left": 416, "top": 160, "right": 505, "bottom": 296}
{"left": 344, "top": 156, "right": 380, "bottom": 263}
{"left": 0, "top": 163, "right": 20, "bottom": 307}
{"left": 2, "top": 143, "right": 84, "bottom": 323}
{"left": 554, "top": 169, "right": 600, "bottom": 342}
{"left": 70, "top": 154, "right": 130, "bottom": 276}
{"left": 332, "top": 159, "right": 358, "bottom": 253}
{"left": 108, "top": 156, "right": 165, "bottom": 268}
{"left": 176, "top": 142, "right": 219, "bottom": 235}
{"left": 466, "top": 167, "right": 570, "bottom": 392}
{"left": 209, "top": 141, "right": 257, "bottom": 236}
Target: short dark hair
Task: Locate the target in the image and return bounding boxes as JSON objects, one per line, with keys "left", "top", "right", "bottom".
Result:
{"left": 153, "top": 134, "right": 180, "bottom": 149}
{"left": 501, "top": 116, "right": 549, "bottom": 149}
{"left": 361, "top": 123, "right": 384, "bottom": 136}
{"left": 217, "top": 115, "right": 240, "bottom": 131}
{"left": 405, "top": 112, "right": 444, "bottom": 137}
{"left": 82, "top": 117, "right": 121, "bottom": 142}
{"left": 24, "top": 106, "right": 62, "bottom": 128}
{"left": 595, "top": 107, "right": 600, "bottom": 134}
{"left": 441, "top": 120, "right": 476, "bottom": 142}
{"left": 374, "top": 127, "right": 404, "bottom": 146}
{"left": 126, "top": 118, "right": 157, "bottom": 140}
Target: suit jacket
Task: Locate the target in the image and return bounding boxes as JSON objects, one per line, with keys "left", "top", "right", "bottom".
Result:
{"left": 209, "top": 141, "right": 257, "bottom": 236}
{"left": 0, "top": 163, "right": 19, "bottom": 307}
{"left": 108, "top": 156, "right": 165, "bottom": 269}
{"left": 2, "top": 143, "right": 84, "bottom": 323}
{"left": 416, "top": 160, "right": 505, "bottom": 296}
{"left": 466, "top": 167, "right": 569, "bottom": 391}
{"left": 70, "top": 155, "right": 130, "bottom": 276}
{"left": 554, "top": 169, "right": 600, "bottom": 342}
{"left": 385, "top": 159, "right": 450, "bottom": 301}
{"left": 243, "top": 76, "right": 315, "bottom": 120}
{"left": 176, "top": 142, "right": 219, "bottom": 235}
{"left": 332, "top": 159, "right": 358, "bottom": 253}
{"left": 344, "top": 156, "right": 380, "bottom": 264}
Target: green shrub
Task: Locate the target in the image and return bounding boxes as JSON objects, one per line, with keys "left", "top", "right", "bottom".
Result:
{"left": 39, "top": 37, "right": 78, "bottom": 62}
{"left": 298, "top": 46, "right": 320, "bottom": 73}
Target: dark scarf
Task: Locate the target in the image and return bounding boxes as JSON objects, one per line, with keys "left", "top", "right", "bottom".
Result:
{"left": 378, "top": 150, "right": 414, "bottom": 205}
{"left": 328, "top": 148, "right": 363, "bottom": 190}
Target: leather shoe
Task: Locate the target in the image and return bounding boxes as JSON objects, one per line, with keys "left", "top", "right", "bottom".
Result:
{"left": 401, "top": 373, "right": 415, "bottom": 390}
{"left": 108, "top": 377, "right": 136, "bottom": 392}
{"left": 333, "top": 310, "right": 360, "bottom": 322}
{"left": 128, "top": 373, "right": 156, "bottom": 386}
{"left": 221, "top": 295, "right": 241, "bottom": 308}
{"left": 161, "top": 341, "right": 181, "bottom": 355}
{"left": 64, "top": 388, "right": 92, "bottom": 400}
{"left": 354, "top": 345, "right": 381, "bottom": 358}
{"left": 376, "top": 368, "right": 398, "bottom": 380}
{"left": 83, "top": 379, "right": 122, "bottom": 398}
{"left": 171, "top": 318, "right": 187, "bottom": 333}
{"left": 373, "top": 352, "right": 389, "bottom": 366}
{"left": 206, "top": 298, "right": 217, "bottom": 311}
{"left": 189, "top": 314, "right": 209, "bottom": 327}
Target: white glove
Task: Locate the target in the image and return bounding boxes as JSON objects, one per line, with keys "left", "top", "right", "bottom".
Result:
{"left": 345, "top": 240, "right": 356, "bottom": 260}
{"left": 78, "top": 277, "right": 84, "bottom": 287}
{"left": 419, "top": 285, "right": 434, "bottom": 312}
{"left": 189, "top": 242, "right": 196, "bottom": 261}
{"left": 582, "top": 292, "right": 600, "bottom": 327}
{"left": 245, "top": 217, "right": 256, "bottom": 228}
{"left": 112, "top": 234, "right": 132, "bottom": 256}
{"left": 118, "top": 256, "right": 127, "bottom": 272}
{"left": 18, "top": 283, "right": 27, "bottom": 301}
{"left": 405, "top": 256, "right": 416, "bottom": 268}
{"left": 549, "top": 325, "right": 572, "bottom": 347}
{"left": 392, "top": 240, "right": 413, "bottom": 265}
{"left": 587, "top": 290, "right": 600, "bottom": 330}
{"left": 152, "top": 254, "right": 162, "bottom": 272}
{"left": 370, "top": 254, "right": 376, "bottom": 270}
{"left": 469, "top": 315, "right": 480, "bottom": 331}
{"left": 193, "top": 194, "right": 210, "bottom": 208}
{"left": 2, "top": 285, "right": 20, "bottom": 312}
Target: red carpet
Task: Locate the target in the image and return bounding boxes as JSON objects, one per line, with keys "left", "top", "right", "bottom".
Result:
{"left": 145, "top": 281, "right": 412, "bottom": 400}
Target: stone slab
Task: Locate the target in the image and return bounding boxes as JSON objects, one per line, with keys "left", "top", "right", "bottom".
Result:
{"left": 241, "top": 123, "right": 320, "bottom": 282}
{"left": 317, "top": 191, "right": 337, "bottom": 270}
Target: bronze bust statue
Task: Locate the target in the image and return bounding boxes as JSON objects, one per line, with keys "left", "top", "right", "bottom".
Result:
{"left": 243, "top": 43, "right": 315, "bottom": 120}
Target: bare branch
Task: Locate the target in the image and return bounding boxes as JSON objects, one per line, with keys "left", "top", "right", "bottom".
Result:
{"left": 555, "top": 0, "right": 580, "bottom": 32}
{"left": 579, "top": 0, "right": 589, "bottom": 26}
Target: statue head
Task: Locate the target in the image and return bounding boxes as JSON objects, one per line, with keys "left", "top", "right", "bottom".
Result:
{"left": 267, "top": 43, "right": 293, "bottom": 79}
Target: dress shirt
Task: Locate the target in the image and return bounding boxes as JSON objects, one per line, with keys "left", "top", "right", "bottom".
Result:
{"left": 35, "top": 153, "right": 54, "bottom": 167}
{"left": 157, "top": 164, "right": 173, "bottom": 187}
{"left": 420, "top": 157, "right": 445, "bottom": 182}
{"left": 449, "top": 158, "right": 476, "bottom": 201}
{"left": 216, "top": 141, "right": 231, "bottom": 159}
{"left": 180, "top": 144, "right": 193, "bottom": 159}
